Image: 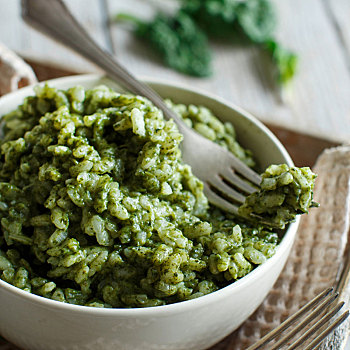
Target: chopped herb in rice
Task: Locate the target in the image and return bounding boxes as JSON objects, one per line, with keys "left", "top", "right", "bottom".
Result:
{"left": 0, "top": 84, "right": 317, "bottom": 307}
{"left": 238, "top": 164, "right": 318, "bottom": 229}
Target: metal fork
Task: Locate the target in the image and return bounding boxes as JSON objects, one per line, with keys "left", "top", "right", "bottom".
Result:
{"left": 21, "top": 0, "right": 261, "bottom": 215}
{"left": 248, "top": 287, "right": 349, "bottom": 350}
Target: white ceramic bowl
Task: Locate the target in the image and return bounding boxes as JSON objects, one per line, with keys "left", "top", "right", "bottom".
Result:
{"left": 0, "top": 74, "right": 299, "bottom": 350}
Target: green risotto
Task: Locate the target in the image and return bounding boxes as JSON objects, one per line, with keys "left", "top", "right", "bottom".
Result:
{"left": 0, "top": 85, "right": 316, "bottom": 307}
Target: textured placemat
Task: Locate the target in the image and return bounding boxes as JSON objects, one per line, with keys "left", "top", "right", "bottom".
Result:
{"left": 228, "top": 145, "right": 350, "bottom": 349}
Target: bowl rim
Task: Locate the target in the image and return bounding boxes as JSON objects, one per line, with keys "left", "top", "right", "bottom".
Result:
{"left": 0, "top": 73, "right": 299, "bottom": 316}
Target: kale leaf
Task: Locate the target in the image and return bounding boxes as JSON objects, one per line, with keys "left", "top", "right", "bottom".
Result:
{"left": 264, "top": 40, "right": 298, "bottom": 86}
{"left": 180, "top": 0, "right": 239, "bottom": 37}
{"left": 235, "top": 0, "right": 276, "bottom": 43}
{"left": 181, "top": 0, "right": 298, "bottom": 86}
{"left": 116, "top": 0, "right": 298, "bottom": 86}
{"left": 116, "top": 11, "right": 212, "bottom": 77}
{"left": 181, "top": 0, "right": 276, "bottom": 42}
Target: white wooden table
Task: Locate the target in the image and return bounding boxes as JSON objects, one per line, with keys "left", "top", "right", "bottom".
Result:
{"left": 0, "top": 0, "right": 349, "bottom": 143}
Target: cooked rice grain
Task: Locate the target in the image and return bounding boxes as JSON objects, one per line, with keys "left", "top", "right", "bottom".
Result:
{"left": 0, "top": 84, "right": 286, "bottom": 307}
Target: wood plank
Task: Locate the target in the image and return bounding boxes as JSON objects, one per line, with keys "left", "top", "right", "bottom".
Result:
{"left": 271, "top": 0, "right": 350, "bottom": 142}
{"left": 266, "top": 124, "right": 338, "bottom": 167}
{"left": 106, "top": 0, "right": 350, "bottom": 143}
{"left": 325, "top": 0, "right": 350, "bottom": 61}
{"left": 0, "top": 0, "right": 108, "bottom": 71}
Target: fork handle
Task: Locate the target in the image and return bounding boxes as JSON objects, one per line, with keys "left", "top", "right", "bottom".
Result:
{"left": 21, "top": 0, "right": 186, "bottom": 133}
{"left": 21, "top": 0, "right": 262, "bottom": 188}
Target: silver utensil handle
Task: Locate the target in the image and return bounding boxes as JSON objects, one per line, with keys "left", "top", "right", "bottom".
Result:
{"left": 21, "top": 0, "right": 186, "bottom": 132}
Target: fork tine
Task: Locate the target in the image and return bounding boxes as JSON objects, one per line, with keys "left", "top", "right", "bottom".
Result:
{"left": 208, "top": 175, "right": 246, "bottom": 204}
{"left": 226, "top": 153, "right": 262, "bottom": 186}
{"left": 203, "top": 183, "right": 239, "bottom": 215}
{"left": 287, "top": 301, "right": 345, "bottom": 350}
{"left": 220, "top": 168, "right": 258, "bottom": 194}
{"left": 303, "top": 310, "right": 350, "bottom": 350}
{"left": 247, "top": 288, "right": 334, "bottom": 350}
{"left": 269, "top": 290, "right": 339, "bottom": 350}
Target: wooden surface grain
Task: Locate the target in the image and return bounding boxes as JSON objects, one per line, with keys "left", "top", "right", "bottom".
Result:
{"left": 0, "top": 0, "right": 349, "bottom": 143}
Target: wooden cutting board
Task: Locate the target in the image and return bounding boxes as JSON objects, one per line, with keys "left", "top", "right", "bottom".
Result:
{"left": 0, "top": 60, "right": 339, "bottom": 350}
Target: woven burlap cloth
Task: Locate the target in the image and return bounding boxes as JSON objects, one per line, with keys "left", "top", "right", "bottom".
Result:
{"left": 226, "top": 145, "right": 350, "bottom": 349}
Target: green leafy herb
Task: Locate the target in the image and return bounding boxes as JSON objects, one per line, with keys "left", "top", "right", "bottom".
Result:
{"left": 116, "top": 0, "right": 298, "bottom": 87}
{"left": 235, "top": 0, "right": 276, "bottom": 43}
{"left": 264, "top": 40, "right": 298, "bottom": 86}
{"left": 180, "top": 0, "right": 239, "bottom": 37}
{"left": 181, "top": 0, "right": 298, "bottom": 86}
{"left": 116, "top": 11, "right": 212, "bottom": 77}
